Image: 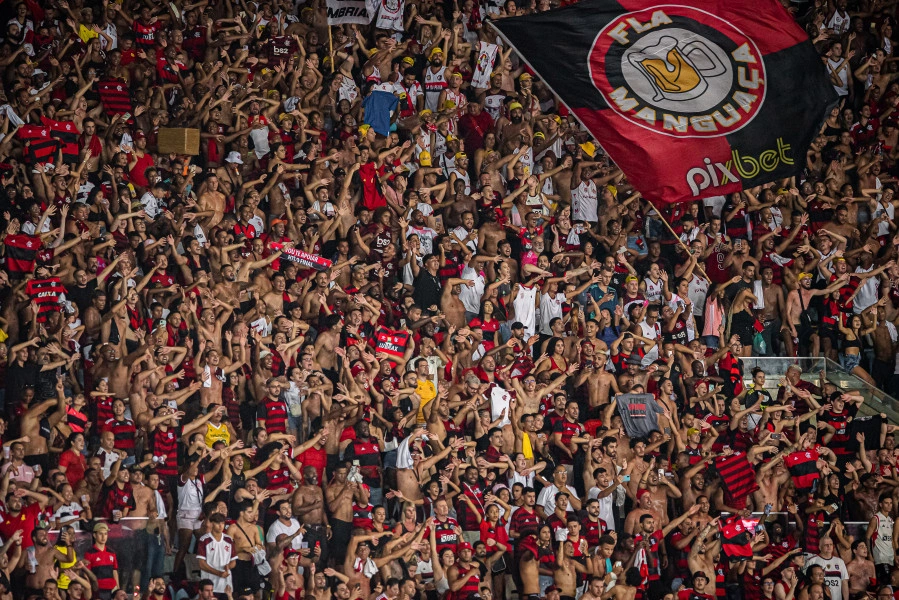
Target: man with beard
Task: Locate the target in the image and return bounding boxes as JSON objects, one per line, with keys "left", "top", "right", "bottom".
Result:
{"left": 146, "top": 577, "right": 172, "bottom": 600}
{"left": 497, "top": 102, "right": 532, "bottom": 155}
{"left": 424, "top": 47, "right": 448, "bottom": 112}
{"left": 26, "top": 526, "right": 74, "bottom": 593}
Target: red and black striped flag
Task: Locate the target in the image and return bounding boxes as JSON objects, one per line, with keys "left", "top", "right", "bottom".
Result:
{"left": 3, "top": 233, "right": 41, "bottom": 276}
{"left": 375, "top": 327, "right": 411, "bottom": 361}
{"left": 41, "top": 117, "right": 80, "bottom": 164}
{"left": 491, "top": 0, "right": 838, "bottom": 204}
{"left": 719, "top": 516, "right": 756, "bottom": 561}
{"left": 98, "top": 79, "right": 133, "bottom": 115}
{"left": 784, "top": 448, "right": 820, "bottom": 495}
{"left": 714, "top": 452, "right": 758, "bottom": 505}
{"left": 17, "top": 124, "right": 58, "bottom": 164}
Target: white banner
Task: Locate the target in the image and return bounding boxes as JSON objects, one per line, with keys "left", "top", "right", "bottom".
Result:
{"left": 326, "top": 0, "right": 372, "bottom": 25}
{"left": 472, "top": 41, "right": 498, "bottom": 89}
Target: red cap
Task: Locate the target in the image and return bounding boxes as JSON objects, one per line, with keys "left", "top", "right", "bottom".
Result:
{"left": 133, "top": 130, "right": 146, "bottom": 140}
{"left": 351, "top": 363, "right": 366, "bottom": 378}
{"left": 458, "top": 541, "right": 473, "bottom": 550}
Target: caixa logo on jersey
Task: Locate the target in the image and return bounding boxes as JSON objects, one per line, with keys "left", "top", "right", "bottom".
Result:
{"left": 589, "top": 5, "right": 766, "bottom": 138}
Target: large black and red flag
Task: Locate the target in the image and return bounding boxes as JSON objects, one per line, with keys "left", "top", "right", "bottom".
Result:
{"left": 491, "top": 0, "right": 838, "bottom": 204}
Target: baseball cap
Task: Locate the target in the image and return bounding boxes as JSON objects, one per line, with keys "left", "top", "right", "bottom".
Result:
{"left": 419, "top": 151, "right": 432, "bottom": 167}
{"left": 458, "top": 541, "right": 473, "bottom": 550}
{"left": 519, "top": 72, "right": 533, "bottom": 80}
{"left": 508, "top": 102, "right": 523, "bottom": 111}
{"left": 545, "top": 586, "right": 561, "bottom": 594}
{"left": 511, "top": 321, "right": 525, "bottom": 330}
{"left": 429, "top": 47, "right": 443, "bottom": 58}
{"left": 225, "top": 151, "right": 243, "bottom": 164}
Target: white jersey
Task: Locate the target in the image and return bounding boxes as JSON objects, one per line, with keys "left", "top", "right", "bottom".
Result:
{"left": 538, "top": 292, "right": 565, "bottom": 335}
{"left": 573, "top": 180, "right": 598, "bottom": 222}
{"left": 827, "top": 9, "right": 850, "bottom": 35}
{"left": 805, "top": 555, "right": 848, "bottom": 600}
{"left": 687, "top": 273, "right": 709, "bottom": 316}
{"left": 483, "top": 93, "right": 505, "bottom": 120}
{"left": 450, "top": 168, "right": 471, "bottom": 194}
{"left": 644, "top": 277, "right": 663, "bottom": 303}
{"left": 513, "top": 284, "right": 539, "bottom": 338}
{"left": 639, "top": 319, "right": 661, "bottom": 366}
{"left": 424, "top": 66, "right": 447, "bottom": 111}
{"left": 871, "top": 512, "right": 895, "bottom": 565}
{"left": 854, "top": 265, "right": 880, "bottom": 313}
{"left": 196, "top": 533, "right": 236, "bottom": 594}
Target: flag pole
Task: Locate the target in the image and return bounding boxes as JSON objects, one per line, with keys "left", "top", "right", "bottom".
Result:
{"left": 328, "top": 26, "right": 335, "bottom": 73}
{"left": 651, "top": 206, "right": 712, "bottom": 283}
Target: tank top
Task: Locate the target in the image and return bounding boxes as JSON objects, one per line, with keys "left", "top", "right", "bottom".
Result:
{"left": 872, "top": 512, "right": 894, "bottom": 564}
{"left": 424, "top": 67, "right": 447, "bottom": 110}
{"left": 513, "top": 284, "right": 539, "bottom": 337}
{"left": 644, "top": 277, "right": 663, "bottom": 303}
{"left": 452, "top": 168, "right": 471, "bottom": 194}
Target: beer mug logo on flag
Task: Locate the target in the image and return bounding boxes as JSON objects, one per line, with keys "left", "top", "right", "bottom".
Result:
{"left": 590, "top": 6, "right": 766, "bottom": 138}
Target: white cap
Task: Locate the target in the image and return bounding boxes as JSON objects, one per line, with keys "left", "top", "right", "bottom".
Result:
{"left": 225, "top": 151, "right": 243, "bottom": 164}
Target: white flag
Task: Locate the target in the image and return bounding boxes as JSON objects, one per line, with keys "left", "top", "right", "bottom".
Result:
{"left": 326, "top": 0, "right": 372, "bottom": 25}
{"left": 472, "top": 41, "right": 498, "bottom": 89}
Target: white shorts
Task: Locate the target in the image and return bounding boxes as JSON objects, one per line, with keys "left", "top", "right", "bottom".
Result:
{"left": 176, "top": 509, "right": 203, "bottom": 531}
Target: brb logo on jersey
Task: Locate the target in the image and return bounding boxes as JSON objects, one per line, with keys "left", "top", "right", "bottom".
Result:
{"left": 589, "top": 5, "right": 766, "bottom": 138}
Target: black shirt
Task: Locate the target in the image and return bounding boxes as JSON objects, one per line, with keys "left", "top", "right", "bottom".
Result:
{"left": 5, "top": 360, "right": 39, "bottom": 407}
{"left": 68, "top": 280, "right": 98, "bottom": 315}
{"left": 412, "top": 270, "right": 442, "bottom": 310}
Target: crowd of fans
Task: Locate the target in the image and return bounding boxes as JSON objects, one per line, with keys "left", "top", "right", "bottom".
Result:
{"left": 2, "top": 1, "right": 899, "bottom": 600}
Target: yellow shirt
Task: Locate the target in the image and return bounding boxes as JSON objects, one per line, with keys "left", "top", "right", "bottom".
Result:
{"left": 77, "top": 25, "right": 99, "bottom": 44}
{"left": 415, "top": 380, "right": 437, "bottom": 423}
{"left": 56, "top": 545, "right": 77, "bottom": 589}
{"left": 205, "top": 422, "right": 230, "bottom": 448}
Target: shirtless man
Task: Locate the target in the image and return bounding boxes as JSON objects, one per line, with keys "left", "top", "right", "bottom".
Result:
{"left": 753, "top": 453, "right": 791, "bottom": 512}
{"left": 623, "top": 490, "right": 663, "bottom": 535}
{"left": 440, "top": 282, "right": 470, "bottom": 329}
{"left": 22, "top": 376, "right": 67, "bottom": 473}
{"left": 291, "top": 466, "right": 330, "bottom": 562}
{"left": 554, "top": 540, "right": 589, "bottom": 599}
{"left": 679, "top": 455, "right": 713, "bottom": 509}
{"left": 227, "top": 501, "right": 265, "bottom": 594}
{"left": 517, "top": 536, "right": 543, "bottom": 597}
{"left": 600, "top": 568, "right": 641, "bottom": 600}
{"left": 326, "top": 463, "right": 358, "bottom": 565}
{"left": 197, "top": 175, "right": 226, "bottom": 230}
{"left": 575, "top": 362, "right": 620, "bottom": 409}
{"left": 314, "top": 315, "right": 341, "bottom": 379}
{"left": 26, "top": 527, "right": 73, "bottom": 590}
{"left": 759, "top": 265, "right": 788, "bottom": 355}
{"left": 786, "top": 272, "right": 845, "bottom": 355}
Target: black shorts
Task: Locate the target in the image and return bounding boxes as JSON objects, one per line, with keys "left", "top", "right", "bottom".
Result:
{"left": 231, "top": 559, "right": 261, "bottom": 596}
